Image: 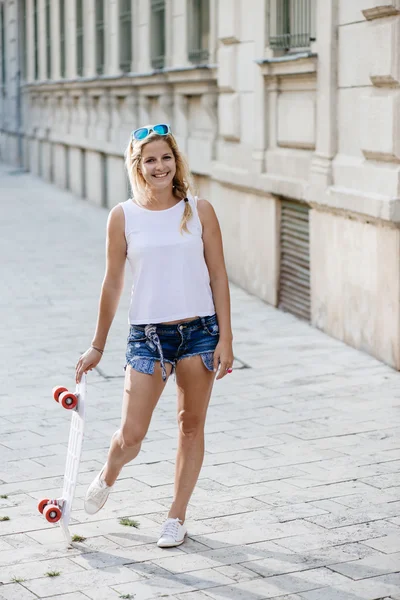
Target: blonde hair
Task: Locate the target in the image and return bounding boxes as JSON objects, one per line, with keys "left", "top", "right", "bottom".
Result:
{"left": 125, "top": 132, "right": 195, "bottom": 234}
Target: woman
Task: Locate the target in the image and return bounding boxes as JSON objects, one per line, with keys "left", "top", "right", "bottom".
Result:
{"left": 75, "top": 123, "right": 233, "bottom": 548}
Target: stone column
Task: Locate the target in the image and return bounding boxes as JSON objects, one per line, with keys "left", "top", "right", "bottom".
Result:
{"left": 164, "top": 0, "right": 172, "bottom": 68}
{"left": 252, "top": 0, "right": 268, "bottom": 173}
{"left": 267, "top": 79, "right": 278, "bottom": 150}
{"left": 106, "top": 0, "right": 119, "bottom": 75}
{"left": 137, "top": 0, "right": 151, "bottom": 72}
{"left": 307, "top": 0, "right": 338, "bottom": 200}
{"left": 201, "top": 91, "right": 218, "bottom": 160}
{"left": 217, "top": 0, "right": 241, "bottom": 143}
{"left": 208, "top": 0, "right": 218, "bottom": 64}
{"left": 171, "top": 0, "right": 187, "bottom": 67}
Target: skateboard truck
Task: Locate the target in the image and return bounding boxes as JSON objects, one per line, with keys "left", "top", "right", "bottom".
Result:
{"left": 52, "top": 386, "right": 78, "bottom": 410}
{"left": 38, "top": 498, "right": 65, "bottom": 523}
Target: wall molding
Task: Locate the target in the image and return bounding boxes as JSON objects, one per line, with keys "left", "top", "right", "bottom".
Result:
{"left": 362, "top": 4, "right": 400, "bottom": 20}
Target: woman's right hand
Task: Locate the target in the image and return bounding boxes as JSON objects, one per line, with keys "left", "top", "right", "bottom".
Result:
{"left": 75, "top": 347, "right": 103, "bottom": 383}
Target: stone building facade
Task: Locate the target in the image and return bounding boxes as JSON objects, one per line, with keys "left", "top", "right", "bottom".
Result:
{"left": 1, "top": 0, "right": 400, "bottom": 370}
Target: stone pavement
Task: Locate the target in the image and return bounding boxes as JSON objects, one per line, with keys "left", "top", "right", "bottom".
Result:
{"left": 0, "top": 163, "right": 400, "bottom": 600}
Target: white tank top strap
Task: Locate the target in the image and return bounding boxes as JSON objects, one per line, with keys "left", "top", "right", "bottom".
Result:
{"left": 187, "top": 193, "right": 202, "bottom": 233}
{"left": 120, "top": 200, "right": 134, "bottom": 241}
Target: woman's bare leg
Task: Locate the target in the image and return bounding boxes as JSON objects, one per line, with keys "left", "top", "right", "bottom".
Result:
{"left": 168, "top": 356, "right": 215, "bottom": 522}
{"left": 102, "top": 362, "right": 172, "bottom": 486}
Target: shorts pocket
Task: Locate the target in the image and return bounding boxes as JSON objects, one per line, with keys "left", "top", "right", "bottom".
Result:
{"left": 203, "top": 317, "right": 219, "bottom": 336}
{"left": 128, "top": 326, "right": 147, "bottom": 343}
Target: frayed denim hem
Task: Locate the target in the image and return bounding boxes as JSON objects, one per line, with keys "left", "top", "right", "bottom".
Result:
{"left": 124, "top": 356, "right": 175, "bottom": 379}
{"left": 177, "top": 351, "right": 215, "bottom": 372}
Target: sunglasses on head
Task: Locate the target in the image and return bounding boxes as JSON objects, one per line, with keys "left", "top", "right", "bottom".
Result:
{"left": 132, "top": 123, "right": 171, "bottom": 141}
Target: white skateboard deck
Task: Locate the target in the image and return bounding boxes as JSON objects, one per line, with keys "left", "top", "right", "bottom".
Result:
{"left": 59, "top": 375, "right": 86, "bottom": 545}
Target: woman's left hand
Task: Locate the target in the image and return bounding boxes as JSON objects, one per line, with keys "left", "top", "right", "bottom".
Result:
{"left": 213, "top": 339, "right": 234, "bottom": 380}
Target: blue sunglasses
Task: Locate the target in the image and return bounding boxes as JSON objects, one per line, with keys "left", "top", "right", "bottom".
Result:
{"left": 132, "top": 123, "right": 171, "bottom": 141}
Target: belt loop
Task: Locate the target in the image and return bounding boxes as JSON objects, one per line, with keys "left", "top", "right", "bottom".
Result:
{"left": 200, "top": 317, "right": 206, "bottom": 328}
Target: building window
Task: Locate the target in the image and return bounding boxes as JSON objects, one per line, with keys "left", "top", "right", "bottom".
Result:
{"left": 119, "top": 0, "right": 132, "bottom": 72}
{"left": 46, "top": 0, "right": 51, "bottom": 78}
{"left": 0, "top": 2, "right": 5, "bottom": 91}
{"left": 20, "top": 0, "right": 27, "bottom": 80}
{"left": 95, "top": 0, "right": 105, "bottom": 75}
{"left": 76, "top": 0, "right": 84, "bottom": 76}
{"left": 60, "top": 0, "right": 66, "bottom": 77}
{"left": 188, "top": 0, "right": 210, "bottom": 64}
{"left": 150, "top": 0, "right": 165, "bottom": 70}
{"left": 269, "top": 0, "right": 316, "bottom": 51}
{"left": 33, "top": 0, "right": 39, "bottom": 79}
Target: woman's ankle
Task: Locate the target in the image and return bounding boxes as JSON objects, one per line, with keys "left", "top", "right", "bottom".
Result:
{"left": 102, "top": 464, "right": 119, "bottom": 487}
{"left": 168, "top": 504, "right": 186, "bottom": 522}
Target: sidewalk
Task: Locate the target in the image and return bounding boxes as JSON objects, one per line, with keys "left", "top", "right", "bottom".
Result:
{"left": 1, "top": 163, "right": 400, "bottom": 600}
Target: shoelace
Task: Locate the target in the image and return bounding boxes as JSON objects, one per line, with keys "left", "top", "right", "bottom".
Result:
{"left": 161, "top": 518, "right": 181, "bottom": 538}
{"left": 89, "top": 475, "right": 109, "bottom": 500}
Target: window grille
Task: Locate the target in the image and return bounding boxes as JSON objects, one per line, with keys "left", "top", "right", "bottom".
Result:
{"left": 60, "top": 0, "right": 66, "bottom": 77}
{"left": 270, "top": 0, "right": 315, "bottom": 51}
{"left": 20, "top": 0, "right": 27, "bottom": 80}
{"left": 119, "top": 0, "right": 132, "bottom": 72}
{"left": 95, "top": 0, "right": 105, "bottom": 75}
{"left": 46, "top": 0, "right": 51, "bottom": 78}
{"left": 76, "top": 0, "right": 84, "bottom": 76}
{"left": 150, "top": 0, "right": 165, "bottom": 70}
{"left": 33, "top": 0, "right": 38, "bottom": 79}
{"left": 188, "top": 0, "right": 210, "bottom": 64}
{"left": 0, "top": 3, "right": 5, "bottom": 90}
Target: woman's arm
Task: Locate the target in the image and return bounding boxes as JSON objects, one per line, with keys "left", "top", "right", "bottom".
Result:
{"left": 198, "top": 199, "right": 234, "bottom": 379}
{"left": 91, "top": 205, "right": 127, "bottom": 349}
{"left": 75, "top": 205, "right": 127, "bottom": 382}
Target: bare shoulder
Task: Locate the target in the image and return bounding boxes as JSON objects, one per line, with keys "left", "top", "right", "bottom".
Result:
{"left": 197, "top": 198, "right": 218, "bottom": 226}
{"left": 107, "top": 204, "right": 125, "bottom": 233}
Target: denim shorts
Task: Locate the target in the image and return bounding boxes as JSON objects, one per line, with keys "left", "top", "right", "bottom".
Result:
{"left": 125, "top": 314, "right": 220, "bottom": 381}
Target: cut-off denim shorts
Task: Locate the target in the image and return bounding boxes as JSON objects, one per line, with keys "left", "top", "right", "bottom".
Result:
{"left": 125, "top": 314, "right": 220, "bottom": 381}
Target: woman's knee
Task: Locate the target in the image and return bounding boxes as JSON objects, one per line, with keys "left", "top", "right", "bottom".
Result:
{"left": 177, "top": 410, "right": 204, "bottom": 438}
{"left": 120, "top": 425, "right": 146, "bottom": 449}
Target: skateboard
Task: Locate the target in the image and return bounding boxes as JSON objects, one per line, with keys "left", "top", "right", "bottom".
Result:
{"left": 37, "top": 374, "right": 86, "bottom": 545}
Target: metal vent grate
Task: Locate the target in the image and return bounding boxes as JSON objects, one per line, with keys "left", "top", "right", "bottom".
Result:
{"left": 279, "top": 200, "right": 310, "bottom": 320}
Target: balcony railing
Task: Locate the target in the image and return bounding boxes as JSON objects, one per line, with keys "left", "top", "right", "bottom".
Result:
{"left": 270, "top": 0, "right": 316, "bottom": 51}
{"left": 188, "top": 48, "right": 209, "bottom": 65}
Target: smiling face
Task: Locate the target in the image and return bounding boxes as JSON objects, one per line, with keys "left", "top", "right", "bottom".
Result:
{"left": 140, "top": 139, "right": 176, "bottom": 192}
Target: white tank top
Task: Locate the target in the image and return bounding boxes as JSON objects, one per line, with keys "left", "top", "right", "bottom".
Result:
{"left": 120, "top": 195, "right": 215, "bottom": 324}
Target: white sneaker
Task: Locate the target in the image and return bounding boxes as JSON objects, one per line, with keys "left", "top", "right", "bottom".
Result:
{"left": 84, "top": 467, "right": 113, "bottom": 515}
{"left": 157, "top": 518, "right": 187, "bottom": 548}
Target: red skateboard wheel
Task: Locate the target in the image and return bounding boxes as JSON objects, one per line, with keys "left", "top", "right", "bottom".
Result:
{"left": 59, "top": 391, "right": 78, "bottom": 410}
{"left": 38, "top": 498, "right": 50, "bottom": 514}
{"left": 43, "top": 503, "right": 62, "bottom": 523}
{"left": 53, "top": 386, "right": 68, "bottom": 403}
